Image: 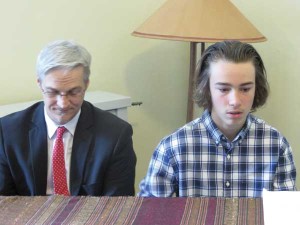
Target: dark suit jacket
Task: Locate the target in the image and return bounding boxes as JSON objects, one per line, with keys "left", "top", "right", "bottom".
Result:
{"left": 0, "top": 101, "right": 136, "bottom": 196}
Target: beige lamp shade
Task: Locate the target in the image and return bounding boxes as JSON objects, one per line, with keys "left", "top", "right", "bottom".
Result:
{"left": 132, "top": 0, "right": 266, "bottom": 43}
{"left": 132, "top": 0, "right": 267, "bottom": 122}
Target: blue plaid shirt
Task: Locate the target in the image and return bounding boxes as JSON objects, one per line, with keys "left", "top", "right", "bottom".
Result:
{"left": 138, "top": 110, "right": 297, "bottom": 197}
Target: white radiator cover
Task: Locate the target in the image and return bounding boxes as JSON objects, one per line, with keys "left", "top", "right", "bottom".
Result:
{"left": 0, "top": 91, "right": 131, "bottom": 121}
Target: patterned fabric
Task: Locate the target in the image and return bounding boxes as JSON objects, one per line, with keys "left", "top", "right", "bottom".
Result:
{"left": 52, "top": 126, "right": 69, "bottom": 196}
{"left": 0, "top": 196, "right": 264, "bottom": 225}
{"left": 139, "top": 110, "right": 296, "bottom": 197}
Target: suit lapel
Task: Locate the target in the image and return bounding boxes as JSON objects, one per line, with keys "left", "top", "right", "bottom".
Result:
{"left": 29, "top": 103, "right": 48, "bottom": 195}
{"left": 28, "top": 102, "right": 95, "bottom": 196}
{"left": 69, "top": 102, "right": 94, "bottom": 195}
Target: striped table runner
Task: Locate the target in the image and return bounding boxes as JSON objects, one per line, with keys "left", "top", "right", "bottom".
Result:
{"left": 0, "top": 196, "right": 264, "bottom": 225}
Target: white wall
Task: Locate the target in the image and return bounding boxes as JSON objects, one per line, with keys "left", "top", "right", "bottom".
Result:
{"left": 0, "top": 0, "right": 299, "bottom": 190}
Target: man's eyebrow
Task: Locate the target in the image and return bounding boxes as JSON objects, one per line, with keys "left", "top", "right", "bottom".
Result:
{"left": 43, "top": 87, "right": 57, "bottom": 91}
{"left": 44, "top": 86, "right": 82, "bottom": 91}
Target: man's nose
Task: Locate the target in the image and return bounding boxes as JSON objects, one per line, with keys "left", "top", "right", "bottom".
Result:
{"left": 56, "top": 95, "right": 70, "bottom": 108}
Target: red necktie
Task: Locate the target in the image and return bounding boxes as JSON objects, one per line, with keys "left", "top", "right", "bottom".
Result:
{"left": 52, "top": 126, "right": 70, "bottom": 196}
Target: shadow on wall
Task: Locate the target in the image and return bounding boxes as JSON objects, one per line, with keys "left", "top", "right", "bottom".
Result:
{"left": 124, "top": 41, "right": 189, "bottom": 128}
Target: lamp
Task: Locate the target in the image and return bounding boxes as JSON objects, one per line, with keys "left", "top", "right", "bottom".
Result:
{"left": 132, "top": 0, "right": 267, "bottom": 122}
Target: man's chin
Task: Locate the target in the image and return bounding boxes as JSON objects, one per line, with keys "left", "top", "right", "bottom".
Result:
{"left": 52, "top": 115, "right": 71, "bottom": 125}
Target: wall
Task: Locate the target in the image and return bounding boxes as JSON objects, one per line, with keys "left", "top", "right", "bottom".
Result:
{"left": 0, "top": 0, "right": 299, "bottom": 191}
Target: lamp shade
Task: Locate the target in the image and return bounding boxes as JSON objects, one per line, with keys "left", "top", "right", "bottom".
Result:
{"left": 132, "top": 0, "right": 266, "bottom": 43}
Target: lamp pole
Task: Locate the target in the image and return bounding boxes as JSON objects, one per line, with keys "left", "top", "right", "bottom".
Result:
{"left": 186, "top": 42, "right": 205, "bottom": 122}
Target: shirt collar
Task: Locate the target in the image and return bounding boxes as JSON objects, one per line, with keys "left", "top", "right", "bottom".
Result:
{"left": 236, "top": 114, "right": 252, "bottom": 141}
{"left": 44, "top": 108, "right": 81, "bottom": 139}
{"left": 202, "top": 109, "right": 252, "bottom": 144}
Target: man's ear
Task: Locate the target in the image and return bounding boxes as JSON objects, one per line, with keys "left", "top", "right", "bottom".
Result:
{"left": 85, "top": 79, "right": 90, "bottom": 90}
{"left": 37, "top": 78, "right": 42, "bottom": 90}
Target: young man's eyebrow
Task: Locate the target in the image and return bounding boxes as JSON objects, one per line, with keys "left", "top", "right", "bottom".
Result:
{"left": 214, "top": 82, "right": 231, "bottom": 86}
{"left": 240, "top": 82, "right": 255, "bottom": 86}
{"left": 214, "top": 82, "right": 254, "bottom": 86}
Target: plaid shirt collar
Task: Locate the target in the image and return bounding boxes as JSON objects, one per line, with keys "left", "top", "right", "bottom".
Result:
{"left": 201, "top": 109, "right": 252, "bottom": 145}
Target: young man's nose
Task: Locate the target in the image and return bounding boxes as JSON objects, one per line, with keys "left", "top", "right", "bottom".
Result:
{"left": 229, "top": 91, "right": 241, "bottom": 106}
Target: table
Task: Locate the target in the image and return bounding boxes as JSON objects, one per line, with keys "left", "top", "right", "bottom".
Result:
{"left": 0, "top": 196, "right": 264, "bottom": 225}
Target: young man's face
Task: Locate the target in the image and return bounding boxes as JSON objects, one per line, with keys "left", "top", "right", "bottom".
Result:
{"left": 209, "top": 60, "right": 255, "bottom": 140}
{"left": 38, "top": 66, "right": 89, "bottom": 125}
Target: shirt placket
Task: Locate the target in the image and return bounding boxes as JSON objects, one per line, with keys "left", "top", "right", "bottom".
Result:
{"left": 223, "top": 139, "right": 235, "bottom": 197}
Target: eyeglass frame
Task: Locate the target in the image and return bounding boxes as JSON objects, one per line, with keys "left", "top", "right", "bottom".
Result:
{"left": 41, "top": 87, "right": 86, "bottom": 99}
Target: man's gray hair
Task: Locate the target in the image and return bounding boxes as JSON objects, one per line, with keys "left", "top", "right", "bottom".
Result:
{"left": 36, "top": 40, "right": 91, "bottom": 81}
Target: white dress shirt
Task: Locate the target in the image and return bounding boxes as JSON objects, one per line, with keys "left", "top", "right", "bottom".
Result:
{"left": 45, "top": 109, "right": 81, "bottom": 195}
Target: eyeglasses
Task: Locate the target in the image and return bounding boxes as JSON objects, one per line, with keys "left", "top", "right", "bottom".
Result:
{"left": 41, "top": 88, "right": 85, "bottom": 99}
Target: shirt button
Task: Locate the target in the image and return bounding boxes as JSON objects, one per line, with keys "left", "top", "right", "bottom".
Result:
{"left": 227, "top": 154, "right": 231, "bottom": 160}
{"left": 226, "top": 181, "right": 230, "bottom": 187}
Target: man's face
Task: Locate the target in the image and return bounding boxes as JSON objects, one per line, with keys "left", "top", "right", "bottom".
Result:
{"left": 38, "top": 66, "right": 89, "bottom": 125}
{"left": 209, "top": 60, "right": 255, "bottom": 139}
